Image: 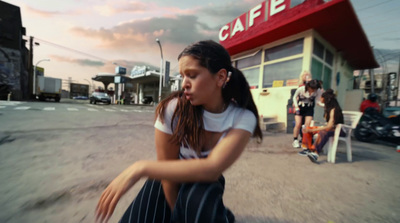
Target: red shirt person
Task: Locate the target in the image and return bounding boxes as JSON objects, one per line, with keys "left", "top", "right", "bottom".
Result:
{"left": 360, "top": 93, "right": 380, "bottom": 113}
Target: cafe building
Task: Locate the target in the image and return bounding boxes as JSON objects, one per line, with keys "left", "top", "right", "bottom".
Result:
{"left": 219, "top": 0, "right": 378, "bottom": 129}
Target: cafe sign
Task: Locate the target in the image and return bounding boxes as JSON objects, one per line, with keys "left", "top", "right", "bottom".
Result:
{"left": 219, "top": 0, "right": 319, "bottom": 43}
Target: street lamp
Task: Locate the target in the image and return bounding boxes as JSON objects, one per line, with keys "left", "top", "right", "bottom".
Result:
{"left": 33, "top": 58, "right": 50, "bottom": 95}
{"left": 156, "top": 38, "right": 164, "bottom": 103}
{"left": 84, "top": 79, "right": 92, "bottom": 95}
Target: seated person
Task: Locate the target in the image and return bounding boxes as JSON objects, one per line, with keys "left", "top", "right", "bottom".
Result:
{"left": 299, "top": 89, "right": 345, "bottom": 163}
{"left": 360, "top": 93, "right": 380, "bottom": 113}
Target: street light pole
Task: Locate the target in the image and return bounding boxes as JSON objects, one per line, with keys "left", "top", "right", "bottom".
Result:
{"left": 33, "top": 58, "right": 50, "bottom": 95}
{"left": 84, "top": 79, "right": 91, "bottom": 95}
{"left": 156, "top": 38, "right": 164, "bottom": 103}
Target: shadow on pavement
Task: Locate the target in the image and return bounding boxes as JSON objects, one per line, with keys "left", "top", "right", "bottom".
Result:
{"left": 237, "top": 216, "right": 293, "bottom": 223}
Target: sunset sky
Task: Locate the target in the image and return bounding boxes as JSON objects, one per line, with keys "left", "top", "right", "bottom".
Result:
{"left": 3, "top": 0, "right": 400, "bottom": 89}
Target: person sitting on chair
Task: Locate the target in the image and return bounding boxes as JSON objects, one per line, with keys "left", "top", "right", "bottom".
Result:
{"left": 360, "top": 93, "right": 380, "bottom": 113}
{"left": 299, "top": 89, "right": 345, "bottom": 163}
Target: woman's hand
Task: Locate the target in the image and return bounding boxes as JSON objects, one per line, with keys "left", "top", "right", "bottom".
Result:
{"left": 95, "top": 162, "right": 144, "bottom": 223}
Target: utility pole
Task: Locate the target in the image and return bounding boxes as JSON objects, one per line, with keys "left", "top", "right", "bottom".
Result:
{"left": 397, "top": 56, "right": 400, "bottom": 106}
{"left": 28, "top": 36, "right": 34, "bottom": 99}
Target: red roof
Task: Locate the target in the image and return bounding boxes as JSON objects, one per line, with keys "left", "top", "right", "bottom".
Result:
{"left": 221, "top": 0, "right": 378, "bottom": 69}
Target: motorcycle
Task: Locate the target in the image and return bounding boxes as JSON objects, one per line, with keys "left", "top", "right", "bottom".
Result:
{"left": 354, "top": 107, "right": 400, "bottom": 144}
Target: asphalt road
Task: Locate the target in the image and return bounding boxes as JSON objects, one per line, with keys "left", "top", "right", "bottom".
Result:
{"left": 1, "top": 100, "right": 399, "bottom": 223}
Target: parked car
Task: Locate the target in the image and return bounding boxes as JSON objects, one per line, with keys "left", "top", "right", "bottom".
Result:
{"left": 90, "top": 92, "right": 111, "bottom": 104}
{"left": 73, "top": 96, "right": 89, "bottom": 100}
{"left": 141, "top": 96, "right": 153, "bottom": 104}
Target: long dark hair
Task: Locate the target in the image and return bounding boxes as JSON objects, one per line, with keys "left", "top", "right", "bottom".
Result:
{"left": 305, "top": 79, "right": 321, "bottom": 92}
{"left": 322, "top": 89, "right": 344, "bottom": 124}
{"left": 156, "top": 40, "right": 262, "bottom": 153}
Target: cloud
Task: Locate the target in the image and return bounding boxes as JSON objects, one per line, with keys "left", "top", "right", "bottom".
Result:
{"left": 24, "top": 5, "right": 84, "bottom": 17}
{"left": 25, "top": 6, "right": 63, "bottom": 17}
{"left": 50, "top": 55, "right": 105, "bottom": 67}
{"left": 196, "top": 0, "right": 262, "bottom": 26}
{"left": 93, "top": 1, "right": 148, "bottom": 16}
{"left": 92, "top": 1, "right": 196, "bottom": 17}
{"left": 70, "top": 15, "right": 218, "bottom": 48}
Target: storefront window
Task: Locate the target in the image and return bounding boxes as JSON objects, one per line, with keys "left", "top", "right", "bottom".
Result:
{"left": 236, "top": 51, "right": 262, "bottom": 69}
{"left": 323, "top": 66, "right": 332, "bottom": 90}
{"left": 242, "top": 67, "right": 259, "bottom": 89}
{"left": 314, "top": 38, "right": 334, "bottom": 66}
{"left": 311, "top": 57, "right": 332, "bottom": 90}
{"left": 264, "top": 38, "right": 304, "bottom": 62}
{"left": 313, "top": 39, "right": 324, "bottom": 59}
{"left": 325, "top": 50, "right": 333, "bottom": 66}
{"left": 290, "top": 0, "right": 306, "bottom": 8}
{"left": 311, "top": 58, "right": 323, "bottom": 80}
{"left": 263, "top": 58, "right": 303, "bottom": 88}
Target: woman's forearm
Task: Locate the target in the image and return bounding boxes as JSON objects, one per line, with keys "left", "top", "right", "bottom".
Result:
{"left": 138, "top": 159, "right": 220, "bottom": 182}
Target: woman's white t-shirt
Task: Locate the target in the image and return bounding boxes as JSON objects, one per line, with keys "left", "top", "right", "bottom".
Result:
{"left": 154, "top": 98, "right": 257, "bottom": 159}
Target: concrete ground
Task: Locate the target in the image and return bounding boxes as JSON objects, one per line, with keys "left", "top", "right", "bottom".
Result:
{"left": 0, "top": 105, "right": 399, "bottom": 223}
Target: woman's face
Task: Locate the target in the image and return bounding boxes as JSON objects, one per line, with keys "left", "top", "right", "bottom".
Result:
{"left": 307, "top": 88, "right": 316, "bottom": 94}
{"left": 179, "top": 55, "right": 223, "bottom": 108}
{"left": 304, "top": 73, "right": 311, "bottom": 82}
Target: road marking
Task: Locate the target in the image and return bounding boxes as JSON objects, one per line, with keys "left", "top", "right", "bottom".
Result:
{"left": 105, "top": 109, "right": 116, "bottom": 112}
{"left": 43, "top": 107, "right": 55, "bottom": 111}
{"left": 14, "top": 106, "right": 30, "bottom": 110}
{"left": 0, "top": 106, "right": 5, "bottom": 109}
{"left": 0, "top": 101, "right": 24, "bottom": 106}
{"left": 67, "top": 108, "right": 79, "bottom": 111}
{"left": 120, "top": 109, "right": 130, "bottom": 112}
{"left": 88, "top": 108, "right": 98, "bottom": 111}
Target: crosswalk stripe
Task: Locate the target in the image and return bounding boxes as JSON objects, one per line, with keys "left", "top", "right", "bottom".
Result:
{"left": 67, "top": 108, "right": 79, "bottom": 111}
{"left": 0, "top": 106, "right": 5, "bottom": 109}
{"left": 88, "top": 108, "right": 98, "bottom": 111}
{"left": 0, "top": 101, "right": 24, "bottom": 106}
{"left": 14, "top": 106, "right": 30, "bottom": 110}
{"left": 105, "top": 109, "right": 116, "bottom": 112}
{"left": 43, "top": 107, "right": 55, "bottom": 111}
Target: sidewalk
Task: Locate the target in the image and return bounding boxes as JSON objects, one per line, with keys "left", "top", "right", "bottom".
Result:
{"left": 1, "top": 118, "right": 399, "bottom": 223}
{"left": 223, "top": 132, "right": 400, "bottom": 223}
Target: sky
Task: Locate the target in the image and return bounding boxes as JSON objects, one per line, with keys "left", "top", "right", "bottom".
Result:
{"left": 3, "top": 0, "right": 400, "bottom": 90}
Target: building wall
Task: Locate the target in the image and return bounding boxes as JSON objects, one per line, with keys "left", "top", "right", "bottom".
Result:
{"left": 0, "top": 1, "right": 27, "bottom": 100}
{"left": 232, "top": 29, "right": 356, "bottom": 126}
{"left": 0, "top": 47, "right": 23, "bottom": 100}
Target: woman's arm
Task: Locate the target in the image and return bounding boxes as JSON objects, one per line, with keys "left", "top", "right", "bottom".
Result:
{"left": 141, "top": 128, "right": 251, "bottom": 182}
{"left": 315, "top": 88, "right": 325, "bottom": 107}
{"left": 96, "top": 128, "right": 252, "bottom": 222}
{"left": 306, "top": 108, "right": 335, "bottom": 133}
{"left": 154, "top": 129, "right": 180, "bottom": 210}
{"left": 292, "top": 87, "right": 302, "bottom": 110}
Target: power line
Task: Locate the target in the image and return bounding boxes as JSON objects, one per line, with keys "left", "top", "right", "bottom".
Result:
{"left": 368, "top": 30, "right": 400, "bottom": 38}
{"left": 33, "top": 37, "right": 111, "bottom": 63}
{"left": 357, "top": 0, "right": 395, "bottom": 11}
{"left": 358, "top": 5, "right": 400, "bottom": 24}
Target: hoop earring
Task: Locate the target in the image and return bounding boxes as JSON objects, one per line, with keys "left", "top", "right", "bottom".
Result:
{"left": 223, "top": 71, "right": 232, "bottom": 89}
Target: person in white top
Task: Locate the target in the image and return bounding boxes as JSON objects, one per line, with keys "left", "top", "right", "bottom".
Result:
{"left": 96, "top": 40, "right": 263, "bottom": 223}
{"left": 291, "top": 80, "right": 323, "bottom": 148}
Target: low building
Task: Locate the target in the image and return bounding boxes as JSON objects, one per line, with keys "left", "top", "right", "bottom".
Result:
{"left": 0, "top": 1, "right": 29, "bottom": 100}
{"left": 218, "top": 0, "right": 378, "bottom": 128}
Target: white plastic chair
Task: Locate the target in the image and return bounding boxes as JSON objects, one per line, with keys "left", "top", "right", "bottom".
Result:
{"left": 326, "top": 111, "right": 363, "bottom": 163}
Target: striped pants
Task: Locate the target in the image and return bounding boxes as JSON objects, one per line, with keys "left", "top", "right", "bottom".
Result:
{"left": 119, "top": 176, "right": 234, "bottom": 223}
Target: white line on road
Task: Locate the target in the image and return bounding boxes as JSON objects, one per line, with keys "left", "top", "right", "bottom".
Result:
{"left": 0, "top": 101, "right": 24, "bottom": 106}
{"left": 14, "top": 106, "right": 30, "bottom": 110}
{"left": 105, "top": 109, "right": 116, "bottom": 112}
{"left": 88, "top": 108, "right": 98, "bottom": 111}
{"left": 67, "top": 108, "right": 79, "bottom": 111}
{"left": 0, "top": 106, "right": 5, "bottom": 109}
{"left": 43, "top": 107, "right": 55, "bottom": 111}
